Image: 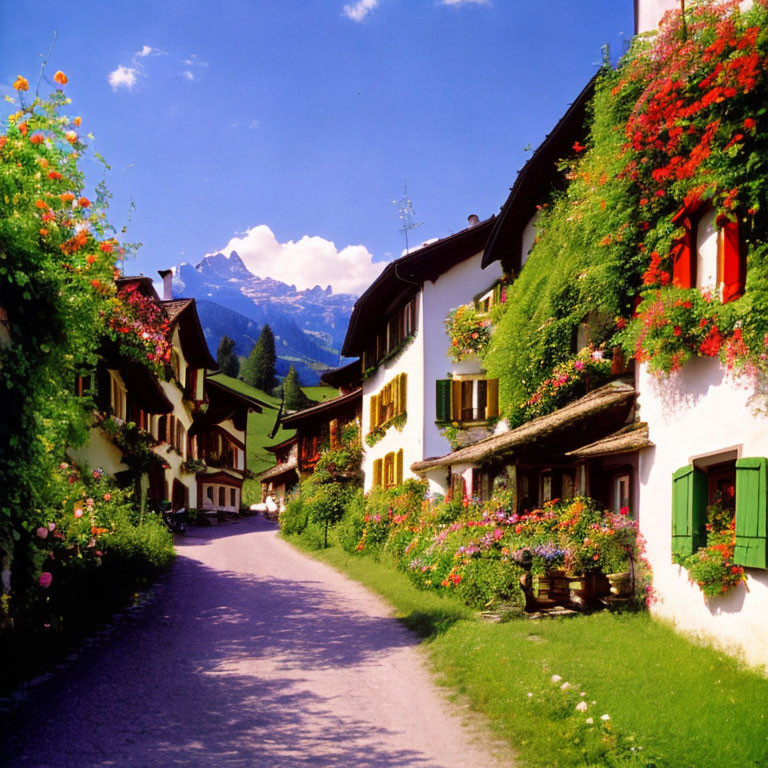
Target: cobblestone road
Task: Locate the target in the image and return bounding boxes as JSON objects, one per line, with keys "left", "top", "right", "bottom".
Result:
{"left": 1, "top": 515, "right": 511, "bottom": 768}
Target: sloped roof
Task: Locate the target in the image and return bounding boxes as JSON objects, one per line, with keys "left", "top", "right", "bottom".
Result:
{"left": 481, "top": 74, "right": 598, "bottom": 270}
{"left": 411, "top": 380, "right": 636, "bottom": 472}
{"left": 264, "top": 434, "right": 298, "bottom": 453}
{"left": 259, "top": 458, "right": 299, "bottom": 483}
{"left": 320, "top": 359, "right": 362, "bottom": 390}
{"left": 281, "top": 388, "right": 362, "bottom": 428}
{"left": 341, "top": 217, "right": 495, "bottom": 357}
{"left": 161, "top": 298, "right": 217, "bottom": 369}
{"left": 565, "top": 422, "right": 653, "bottom": 459}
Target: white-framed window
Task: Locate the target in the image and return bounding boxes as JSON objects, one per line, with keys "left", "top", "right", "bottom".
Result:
{"left": 695, "top": 208, "right": 719, "bottom": 294}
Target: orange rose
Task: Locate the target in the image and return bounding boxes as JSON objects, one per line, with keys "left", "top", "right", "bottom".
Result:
{"left": 35, "top": 200, "right": 48, "bottom": 209}
{"left": 61, "top": 192, "right": 76, "bottom": 203}
{"left": 39, "top": 228, "right": 49, "bottom": 237}
{"left": 0, "top": 137, "right": 6, "bottom": 150}
{"left": 86, "top": 254, "right": 97, "bottom": 264}
{"left": 99, "top": 242, "right": 114, "bottom": 254}
{"left": 74, "top": 116, "right": 82, "bottom": 127}
{"left": 18, "top": 122, "right": 28, "bottom": 136}
{"left": 30, "top": 133, "right": 44, "bottom": 145}
{"left": 53, "top": 71, "right": 68, "bottom": 85}
{"left": 48, "top": 171, "right": 63, "bottom": 181}
{"left": 78, "top": 197, "right": 90, "bottom": 208}
{"left": 65, "top": 131, "right": 77, "bottom": 144}
{"left": 13, "top": 75, "right": 29, "bottom": 91}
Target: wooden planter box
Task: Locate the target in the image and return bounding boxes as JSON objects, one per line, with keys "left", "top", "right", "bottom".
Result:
{"left": 522, "top": 570, "right": 612, "bottom": 612}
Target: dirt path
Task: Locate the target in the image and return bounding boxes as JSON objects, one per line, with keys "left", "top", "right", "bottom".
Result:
{"left": 1, "top": 515, "right": 512, "bottom": 767}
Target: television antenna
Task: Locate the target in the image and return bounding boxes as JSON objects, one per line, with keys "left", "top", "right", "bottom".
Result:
{"left": 393, "top": 180, "right": 422, "bottom": 255}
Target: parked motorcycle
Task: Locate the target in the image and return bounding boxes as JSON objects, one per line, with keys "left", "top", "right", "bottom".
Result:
{"left": 154, "top": 500, "right": 187, "bottom": 535}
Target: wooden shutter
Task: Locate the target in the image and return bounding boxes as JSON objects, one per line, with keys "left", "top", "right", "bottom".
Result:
{"left": 369, "top": 394, "right": 378, "bottom": 429}
{"left": 671, "top": 465, "right": 707, "bottom": 557}
{"left": 672, "top": 224, "right": 694, "bottom": 289}
{"left": 451, "top": 380, "right": 462, "bottom": 421}
{"left": 436, "top": 380, "right": 451, "bottom": 423}
{"left": 721, "top": 219, "right": 745, "bottom": 304}
{"left": 373, "top": 459, "right": 383, "bottom": 487}
{"left": 399, "top": 373, "right": 407, "bottom": 415}
{"left": 396, "top": 449, "right": 404, "bottom": 486}
{"left": 734, "top": 457, "right": 768, "bottom": 569}
{"left": 485, "top": 379, "right": 499, "bottom": 419}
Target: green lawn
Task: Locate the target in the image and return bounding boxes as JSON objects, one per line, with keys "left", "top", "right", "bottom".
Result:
{"left": 302, "top": 544, "right": 768, "bottom": 768}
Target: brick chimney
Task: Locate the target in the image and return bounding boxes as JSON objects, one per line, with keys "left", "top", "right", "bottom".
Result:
{"left": 467, "top": 214, "right": 480, "bottom": 228}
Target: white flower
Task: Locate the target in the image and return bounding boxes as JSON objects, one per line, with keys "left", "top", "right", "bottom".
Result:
{"left": 586, "top": 717, "right": 594, "bottom": 725}
{"left": 527, "top": 692, "right": 533, "bottom": 698}
{"left": 579, "top": 691, "right": 586, "bottom": 697}
{"left": 560, "top": 682, "right": 571, "bottom": 690}
{"left": 551, "top": 674, "right": 562, "bottom": 683}
{"left": 601, "top": 714, "right": 610, "bottom": 721}
{"left": 576, "top": 701, "right": 588, "bottom": 712}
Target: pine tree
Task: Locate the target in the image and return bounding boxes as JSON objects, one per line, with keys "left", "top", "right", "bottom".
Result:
{"left": 216, "top": 335, "right": 240, "bottom": 378}
{"left": 241, "top": 324, "right": 277, "bottom": 391}
{"left": 283, "top": 365, "right": 312, "bottom": 411}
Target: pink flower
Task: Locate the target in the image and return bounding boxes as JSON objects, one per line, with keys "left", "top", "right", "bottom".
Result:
{"left": 48, "top": 522, "right": 56, "bottom": 531}
{"left": 103, "top": 493, "right": 111, "bottom": 501}
{"left": 74, "top": 507, "right": 84, "bottom": 518}
{"left": 39, "top": 572, "right": 53, "bottom": 588}
{"left": 573, "top": 360, "right": 585, "bottom": 372}
{"left": 59, "top": 462, "right": 69, "bottom": 470}
{"left": 36, "top": 527, "right": 49, "bottom": 539}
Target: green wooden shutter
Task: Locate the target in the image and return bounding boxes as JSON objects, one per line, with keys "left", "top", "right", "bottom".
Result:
{"left": 671, "top": 465, "right": 707, "bottom": 557}
{"left": 436, "top": 379, "right": 451, "bottom": 422}
{"left": 735, "top": 457, "right": 768, "bottom": 569}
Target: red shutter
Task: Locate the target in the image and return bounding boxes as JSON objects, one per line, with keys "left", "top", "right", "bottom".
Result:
{"left": 672, "top": 221, "right": 694, "bottom": 289}
{"left": 721, "top": 219, "right": 744, "bottom": 303}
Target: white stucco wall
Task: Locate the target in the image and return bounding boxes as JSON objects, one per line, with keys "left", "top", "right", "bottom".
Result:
{"left": 362, "top": 307, "right": 425, "bottom": 493}
{"left": 361, "top": 249, "right": 502, "bottom": 493}
{"left": 422, "top": 251, "right": 503, "bottom": 464}
{"left": 635, "top": 0, "right": 753, "bottom": 34}
{"left": 637, "top": 358, "right": 768, "bottom": 670}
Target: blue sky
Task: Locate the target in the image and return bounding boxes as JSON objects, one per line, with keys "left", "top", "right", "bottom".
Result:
{"left": 1, "top": 1, "right": 634, "bottom": 294}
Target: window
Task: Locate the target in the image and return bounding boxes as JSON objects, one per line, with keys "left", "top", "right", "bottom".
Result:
{"left": 381, "top": 450, "right": 404, "bottom": 488}
{"left": 671, "top": 199, "right": 745, "bottom": 303}
{"left": 610, "top": 471, "right": 632, "bottom": 514}
{"left": 110, "top": 373, "right": 126, "bottom": 420}
{"left": 476, "top": 281, "right": 508, "bottom": 314}
{"left": 369, "top": 373, "right": 407, "bottom": 433}
{"left": 672, "top": 456, "right": 767, "bottom": 569}
{"left": 435, "top": 377, "right": 498, "bottom": 424}
{"left": 75, "top": 373, "right": 94, "bottom": 397}
{"left": 230, "top": 488, "right": 237, "bottom": 508}
{"left": 218, "top": 487, "right": 226, "bottom": 507}
{"left": 362, "top": 297, "right": 418, "bottom": 369}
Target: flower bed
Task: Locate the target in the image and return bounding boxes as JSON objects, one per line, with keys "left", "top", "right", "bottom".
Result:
{"left": 335, "top": 486, "right": 651, "bottom": 610}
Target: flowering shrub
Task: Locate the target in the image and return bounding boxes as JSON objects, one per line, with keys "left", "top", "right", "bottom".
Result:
{"left": 110, "top": 282, "right": 172, "bottom": 370}
{"left": 517, "top": 353, "right": 611, "bottom": 424}
{"left": 485, "top": 1, "right": 768, "bottom": 416}
{"left": 445, "top": 303, "right": 493, "bottom": 361}
{"left": 674, "top": 497, "right": 746, "bottom": 598}
{"left": 341, "top": 489, "right": 651, "bottom": 609}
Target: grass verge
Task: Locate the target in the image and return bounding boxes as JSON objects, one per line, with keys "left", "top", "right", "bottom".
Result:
{"left": 299, "top": 541, "right": 768, "bottom": 768}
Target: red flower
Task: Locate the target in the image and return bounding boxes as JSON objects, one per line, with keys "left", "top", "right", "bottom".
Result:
{"left": 78, "top": 197, "right": 90, "bottom": 208}
{"left": 673, "top": 326, "right": 682, "bottom": 337}
{"left": 30, "top": 133, "right": 44, "bottom": 145}
{"left": 572, "top": 141, "right": 586, "bottom": 153}
{"left": 48, "top": 171, "right": 63, "bottom": 181}
{"left": 744, "top": 118, "right": 756, "bottom": 131}
{"left": 54, "top": 71, "right": 68, "bottom": 85}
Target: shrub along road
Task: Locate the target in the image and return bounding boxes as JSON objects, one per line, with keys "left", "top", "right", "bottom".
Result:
{"left": 0, "top": 515, "right": 512, "bottom": 768}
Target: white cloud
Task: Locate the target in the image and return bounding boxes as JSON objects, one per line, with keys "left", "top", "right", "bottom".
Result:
{"left": 343, "top": 0, "right": 379, "bottom": 22}
{"left": 182, "top": 70, "right": 195, "bottom": 81}
{"left": 207, "top": 225, "right": 385, "bottom": 295}
{"left": 136, "top": 45, "right": 155, "bottom": 57}
{"left": 108, "top": 65, "right": 139, "bottom": 91}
